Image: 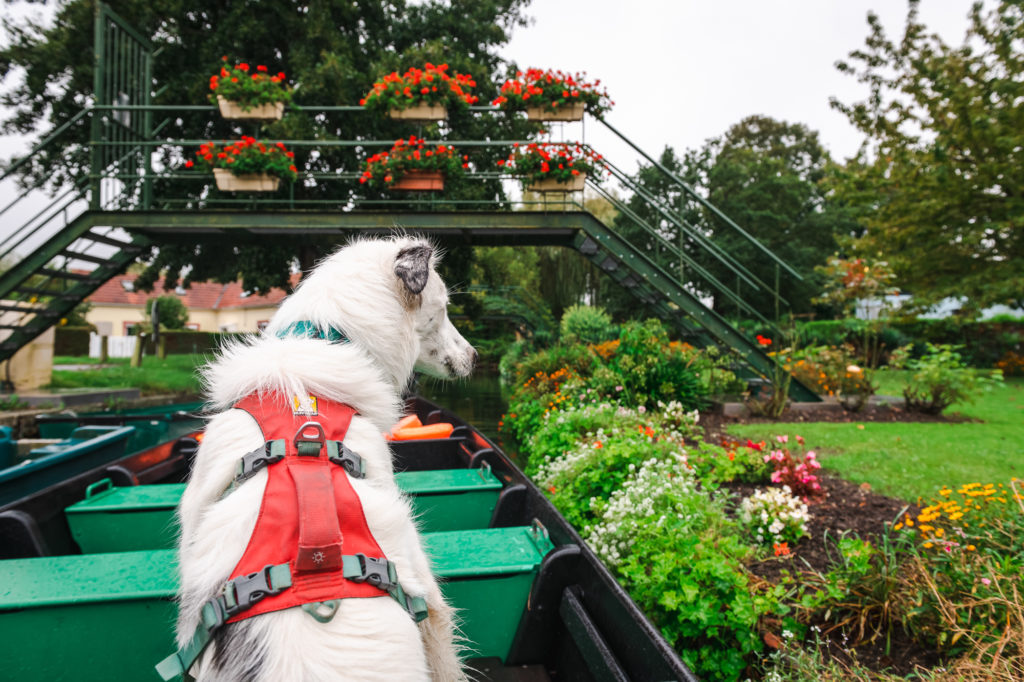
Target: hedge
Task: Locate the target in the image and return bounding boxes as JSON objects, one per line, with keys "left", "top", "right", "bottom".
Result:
{"left": 54, "top": 326, "right": 91, "bottom": 356}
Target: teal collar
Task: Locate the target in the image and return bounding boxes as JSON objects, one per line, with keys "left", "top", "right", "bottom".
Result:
{"left": 276, "top": 320, "right": 349, "bottom": 344}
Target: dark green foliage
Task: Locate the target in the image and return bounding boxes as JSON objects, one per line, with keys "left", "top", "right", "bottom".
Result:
{"left": 0, "top": 0, "right": 534, "bottom": 290}
{"left": 797, "top": 318, "right": 1024, "bottom": 369}
{"left": 54, "top": 326, "right": 91, "bottom": 356}
{"left": 559, "top": 304, "right": 616, "bottom": 344}
{"left": 612, "top": 319, "right": 707, "bottom": 411}
{"left": 146, "top": 295, "right": 189, "bottom": 330}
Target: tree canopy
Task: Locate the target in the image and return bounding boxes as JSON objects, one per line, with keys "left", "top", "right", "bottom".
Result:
{"left": 830, "top": 0, "right": 1024, "bottom": 315}
{"left": 602, "top": 115, "right": 843, "bottom": 322}
{"left": 0, "top": 0, "right": 534, "bottom": 292}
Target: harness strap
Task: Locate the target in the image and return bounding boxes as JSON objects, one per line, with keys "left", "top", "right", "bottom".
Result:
{"left": 235, "top": 439, "right": 286, "bottom": 484}
{"left": 155, "top": 557, "right": 425, "bottom": 681}
{"left": 156, "top": 563, "right": 292, "bottom": 681}
{"left": 223, "top": 439, "right": 365, "bottom": 497}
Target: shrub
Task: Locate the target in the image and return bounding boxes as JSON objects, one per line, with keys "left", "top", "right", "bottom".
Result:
{"left": 889, "top": 343, "right": 1003, "bottom": 414}
{"left": 763, "top": 436, "right": 824, "bottom": 501}
{"left": 585, "top": 456, "right": 773, "bottom": 681}
{"left": 612, "top": 319, "right": 707, "bottom": 410}
{"left": 789, "top": 344, "right": 876, "bottom": 411}
{"left": 740, "top": 486, "right": 811, "bottom": 549}
{"left": 559, "top": 304, "right": 616, "bottom": 344}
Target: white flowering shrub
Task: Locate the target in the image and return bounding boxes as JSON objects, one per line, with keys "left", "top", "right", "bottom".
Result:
{"left": 585, "top": 455, "right": 704, "bottom": 568}
{"left": 739, "top": 486, "right": 810, "bottom": 547}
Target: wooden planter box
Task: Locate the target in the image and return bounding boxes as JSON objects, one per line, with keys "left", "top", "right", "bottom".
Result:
{"left": 526, "top": 102, "right": 585, "bottom": 122}
{"left": 528, "top": 173, "right": 586, "bottom": 193}
{"left": 389, "top": 103, "right": 448, "bottom": 121}
{"left": 217, "top": 96, "right": 285, "bottom": 121}
{"left": 392, "top": 171, "right": 444, "bottom": 191}
{"left": 213, "top": 168, "right": 281, "bottom": 192}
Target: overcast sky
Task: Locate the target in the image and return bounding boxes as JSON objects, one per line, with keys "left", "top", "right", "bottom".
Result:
{"left": 500, "top": 0, "right": 985, "bottom": 170}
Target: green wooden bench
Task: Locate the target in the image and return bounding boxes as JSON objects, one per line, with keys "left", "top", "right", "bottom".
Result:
{"left": 0, "top": 525, "right": 553, "bottom": 681}
{"left": 65, "top": 466, "right": 502, "bottom": 553}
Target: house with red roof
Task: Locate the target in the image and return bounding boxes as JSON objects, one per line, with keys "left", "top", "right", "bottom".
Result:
{"left": 85, "top": 272, "right": 299, "bottom": 336}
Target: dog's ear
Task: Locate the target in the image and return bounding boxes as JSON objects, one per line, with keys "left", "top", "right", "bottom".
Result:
{"left": 394, "top": 244, "right": 432, "bottom": 297}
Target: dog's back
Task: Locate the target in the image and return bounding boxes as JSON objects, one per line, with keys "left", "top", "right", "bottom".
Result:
{"left": 173, "top": 238, "right": 474, "bottom": 681}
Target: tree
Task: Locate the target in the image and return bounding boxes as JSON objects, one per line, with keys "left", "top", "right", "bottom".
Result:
{"left": 604, "top": 117, "right": 843, "bottom": 321}
{"left": 831, "top": 0, "right": 1024, "bottom": 315}
{"left": 0, "top": 0, "right": 535, "bottom": 292}
{"left": 145, "top": 295, "right": 189, "bottom": 330}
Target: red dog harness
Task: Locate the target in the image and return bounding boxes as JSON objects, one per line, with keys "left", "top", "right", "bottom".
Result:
{"left": 157, "top": 392, "right": 426, "bottom": 680}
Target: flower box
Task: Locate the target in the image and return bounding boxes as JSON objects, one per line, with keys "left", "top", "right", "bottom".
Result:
{"left": 528, "top": 174, "right": 586, "bottom": 192}
{"left": 388, "top": 103, "right": 448, "bottom": 121}
{"left": 217, "top": 96, "right": 284, "bottom": 121}
{"left": 213, "top": 168, "right": 281, "bottom": 192}
{"left": 392, "top": 171, "right": 445, "bottom": 191}
{"left": 526, "top": 102, "right": 585, "bottom": 122}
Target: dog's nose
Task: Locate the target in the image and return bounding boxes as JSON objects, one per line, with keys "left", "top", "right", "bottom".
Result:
{"left": 469, "top": 348, "right": 479, "bottom": 369}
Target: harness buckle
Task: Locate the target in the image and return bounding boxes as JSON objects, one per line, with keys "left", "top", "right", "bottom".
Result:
{"left": 294, "top": 421, "right": 327, "bottom": 456}
{"left": 207, "top": 563, "right": 291, "bottom": 626}
{"left": 235, "top": 440, "right": 286, "bottom": 483}
{"left": 327, "top": 441, "right": 366, "bottom": 478}
{"left": 349, "top": 553, "right": 397, "bottom": 590}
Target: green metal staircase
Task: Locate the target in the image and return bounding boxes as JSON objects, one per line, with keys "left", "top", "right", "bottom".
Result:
{"left": 0, "top": 2, "right": 820, "bottom": 401}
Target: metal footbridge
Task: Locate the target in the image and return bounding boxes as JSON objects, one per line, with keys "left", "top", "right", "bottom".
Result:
{"left": 0, "top": 4, "right": 818, "bottom": 401}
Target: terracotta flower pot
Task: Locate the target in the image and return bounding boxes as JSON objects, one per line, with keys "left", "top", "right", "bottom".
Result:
{"left": 213, "top": 168, "right": 281, "bottom": 192}
{"left": 528, "top": 173, "right": 586, "bottom": 192}
{"left": 217, "top": 96, "right": 285, "bottom": 121}
{"left": 525, "top": 102, "right": 585, "bottom": 122}
{"left": 388, "top": 103, "right": 448, "bottom": 121}
{"left": 392, "top": 171, "right": 445, "bottom": 191}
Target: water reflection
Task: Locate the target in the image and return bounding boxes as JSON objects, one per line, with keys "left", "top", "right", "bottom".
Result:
{"left": 413, "top": 371, "right": 518, "bottom": 461}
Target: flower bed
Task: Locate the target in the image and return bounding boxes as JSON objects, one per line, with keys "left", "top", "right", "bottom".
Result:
{"left": 501, "top": 311, "right": 1024, "bottom": 680}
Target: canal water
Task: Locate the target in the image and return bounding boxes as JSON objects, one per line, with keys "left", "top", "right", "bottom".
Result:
{"left": 413, "top": 370, "right": 518, "bottom": 459}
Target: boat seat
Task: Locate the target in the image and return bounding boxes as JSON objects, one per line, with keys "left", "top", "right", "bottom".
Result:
{"left": 64, "top": 465, "right": 503, "bottom": 553}
{"left": 0, "top": 525, "right": 553, "bottom": 681}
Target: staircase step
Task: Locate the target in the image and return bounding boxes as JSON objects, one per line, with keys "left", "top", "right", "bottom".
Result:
{"left": 39, "top": 268, "right": 95, "bottom": 282}
{"left": 0, "top": 305, "right": 60, "bottom": 316}
{"left": 83, "top": 231, "right": 142, "bottom": 250}
{"left": 61, "top": 250, "right": 111, "bottom": 265}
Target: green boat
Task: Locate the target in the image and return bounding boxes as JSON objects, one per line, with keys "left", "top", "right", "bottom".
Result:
{"left": 0, "top": 397, "right": 698, "bottom": 681}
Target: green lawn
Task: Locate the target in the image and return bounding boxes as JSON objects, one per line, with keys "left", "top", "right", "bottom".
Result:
{"left": 48, "top": 354, "right": 206, "bottom": 395}
{"left": 726, "top": 372, "right": 1024, "bottom": 503}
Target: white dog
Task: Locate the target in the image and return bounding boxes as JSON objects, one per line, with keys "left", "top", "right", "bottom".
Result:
{"left": 169, "top": 237, "right": 476, "bottom": 681}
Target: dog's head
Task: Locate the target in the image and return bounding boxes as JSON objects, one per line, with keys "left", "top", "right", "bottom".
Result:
{"left": 267, "top": 237, "right": 476, "bottom": 392}
{"left": 393, "top": 242, "right": 477, "bottom": 380}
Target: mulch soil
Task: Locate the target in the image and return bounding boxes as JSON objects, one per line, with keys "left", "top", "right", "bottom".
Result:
{"left": 700, "top": 402, "right": 958, "bottom": 677}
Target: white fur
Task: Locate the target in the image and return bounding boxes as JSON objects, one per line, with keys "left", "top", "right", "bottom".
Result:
{"left": 176, "top": 237, "right": 475, "bottom": 681}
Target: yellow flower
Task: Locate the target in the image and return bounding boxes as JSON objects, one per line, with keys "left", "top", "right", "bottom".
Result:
{"left": 935, "top": 528, "right": 945, "bottom": 537}
{"left": 948, "top": 512, "right": 964, "bottom": 521}
{"left": 894, "top": 523, "right": 903, "bottom": 530}
{"left": 966, "top": 545, "right": 976, "bottom": 551}
{"left": 924, "top": 542, "right": 934, "bottom": 548}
